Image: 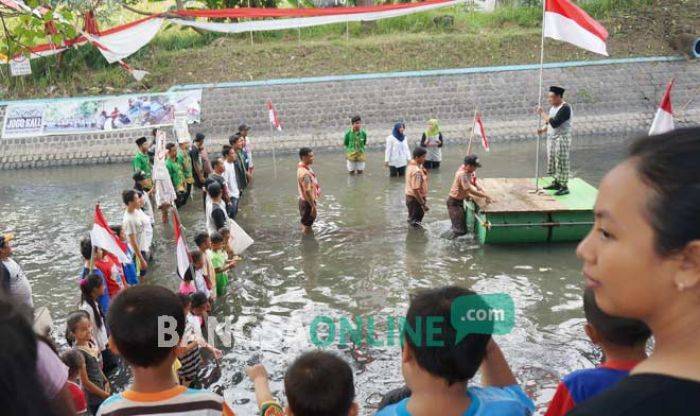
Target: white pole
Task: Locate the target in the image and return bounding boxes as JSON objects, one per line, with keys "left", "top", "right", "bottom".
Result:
{"left": 533, "top": 0, "right": 547, "bottom": 192}
{"left": 466, "top": 106, "right": 478, "bottom": 155}
{"left": 248, "top": 0, "right": 254, "bottom": 46}
{"left": 270, "top": 122, "right": 278, "bottom": 179}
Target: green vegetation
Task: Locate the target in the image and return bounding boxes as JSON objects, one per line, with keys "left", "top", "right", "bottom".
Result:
{"left": 0, "top": 0, "right": 694, "bottom": 100}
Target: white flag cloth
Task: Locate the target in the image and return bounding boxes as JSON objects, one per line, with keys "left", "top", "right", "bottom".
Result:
{"left": 228, "top": 219, "right": 254, "bottom": 255}
{"left": 173, "top": 210, "right": 190, "bottom": 279}
{"left": 267, "top": 101, "right": 282, "bottom": 131}
{"left": 153, "top": 131, "right": 177, "bottom": 208}
{"left": 544, "top": 0, "right": 609, "bottom": 56}
{"left": 649, "top": 80, "right": 674, "bottom": 136}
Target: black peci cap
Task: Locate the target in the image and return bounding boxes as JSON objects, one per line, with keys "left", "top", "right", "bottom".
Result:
{"left": 135, "top": 136, "right": 147, "bottom": 146}
{"left": 549, "top": 86, "right": 565, "bottom": 97}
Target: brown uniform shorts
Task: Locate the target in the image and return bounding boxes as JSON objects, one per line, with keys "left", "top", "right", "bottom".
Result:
{"left": 446, "top": 196, "right": 467, "bottom": 236}
{"left": 299, "top": 199, "right": 317, "bottom": 227}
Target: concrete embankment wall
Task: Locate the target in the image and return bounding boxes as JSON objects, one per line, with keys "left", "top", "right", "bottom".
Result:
{"left": 0, "top": 56, "right": 698, "bottom": 170}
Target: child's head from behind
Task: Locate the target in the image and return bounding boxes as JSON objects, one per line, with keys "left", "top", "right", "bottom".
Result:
{"left": 583, "top": 288, "right": 651, "bottom": 348}
{"left": 107, "top": 285, "right": 185, "bottom": 369}
{"left": 80, "top": 237, "right": 93, "bottom": 261}
{"left": 284, "top": 351, "right": 357, "bottom": 416}
{"left": 191, "top": 250, "right": 204, "bottom": 269}
{"left": 65, "top": 310, "right": 91, "bottom": 347}
{"left": 210, "top": 232, "right": 224, "bottom": 251}
{"left": 194, "top": 232, "right": 210, "bottom": 250}
{"left": 191, "top": 291, "right": 210, "bottom": 316}
{"left": 61, "top": 349, "right": 85, "bottom": 381}
{"left": 110, "top": 225, "right": 126, "bottom": 241}
{"left": 402, "top": 286, "right": 491, "bottom": 388}
{"left": 80, "top": 272, "right": 104, "bottom": 301}
{"left": 218, "top": 227, "right": 230, "bottom": 240}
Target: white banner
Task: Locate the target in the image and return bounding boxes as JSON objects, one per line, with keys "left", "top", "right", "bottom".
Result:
{"left": 2, "top": 89, "right": 201, "bottom": 139}
{"left": 169, "top": 0, "right": 461, "bottom": 33}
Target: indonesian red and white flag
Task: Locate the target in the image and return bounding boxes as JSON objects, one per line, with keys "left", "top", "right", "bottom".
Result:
{"left": 173, "top": 211, "right": 190, "bottom": 280}
{"left": 267, "top": 100, "right": 282, "bottom": 131}
{"left": 649, "top": 80, "right": 675, "bottom": 136}
{"left": 475, "top": 113, "right": 489, "bottom": 152}
{"left": 544, "top": 0, "right": 609, "bottom": 56}
{"left": 90, "top": 204, "right": 131, "bottom": 264}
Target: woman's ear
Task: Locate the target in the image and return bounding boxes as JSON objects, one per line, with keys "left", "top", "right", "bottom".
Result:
{"left": 676, "top": 241, "right": 700, "bottom": 291}
{"left": 284, "top": 406, "right": 293, "bottom": 416}
{"left": 348, "top": 402, "right": 360, "bottom": 416}
{"left": 401, "top": 343, "right": 412, "bottom": 364}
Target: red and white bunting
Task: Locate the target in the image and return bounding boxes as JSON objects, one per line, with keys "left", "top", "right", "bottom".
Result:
{"left": 475, "top": 113, "right": 489, "bottom": 152}
{"left": 544, "top": 0, "right": 609, "bottom": 56}
{"left": 649, "top": 80, "right": 675, "bottom": 136}
{"left": 90, "top": 204, "right": 131, "bottom": 264}
{"left": 173, "top": 211, "right": 190, "bottom": 280}
{"left": 267, "top": 101, "right": 282, "bottom": 131}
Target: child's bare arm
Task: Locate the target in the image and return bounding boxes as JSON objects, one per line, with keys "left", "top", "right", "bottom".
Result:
{"left": 246, "top": 364, "right": 275, "bottom": 408}
{"left": 80, "top": 365, "right": 110, "bottom": 399}
{"left": 480, "top": 339, "right": 517, "bottom": 388}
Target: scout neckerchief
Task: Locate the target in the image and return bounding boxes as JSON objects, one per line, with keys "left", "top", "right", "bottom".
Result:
{"left": 298, "top": 162, "right": 321, "bottom": 198}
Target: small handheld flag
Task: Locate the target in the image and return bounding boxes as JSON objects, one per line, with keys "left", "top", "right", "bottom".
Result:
{"left": 267, "top": 100, "right": 282, "bottom": 131}
{"left": 475, "top": 113, "right": 490, "bottom": 152}
{"left": 649, "top": 80, "right": 674, "bottom": 136}
{"left": 172, "top": 210, "right": 190, "bottom": 280}
{"left": 90, "top": 204, "right": 131, "bottom": 264}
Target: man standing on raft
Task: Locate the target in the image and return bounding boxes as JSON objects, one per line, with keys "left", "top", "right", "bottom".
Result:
{"left": 538, "top": 85, "right": 573, "bottom": 196}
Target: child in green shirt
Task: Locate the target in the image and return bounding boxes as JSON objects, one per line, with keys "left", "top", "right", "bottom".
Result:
{"left": 207, "top": 232, "right": 236, "bottom": 298}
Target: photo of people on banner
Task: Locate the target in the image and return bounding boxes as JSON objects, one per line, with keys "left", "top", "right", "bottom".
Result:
{"left": 1, "top": 90, "right": 201, "bottom": 139}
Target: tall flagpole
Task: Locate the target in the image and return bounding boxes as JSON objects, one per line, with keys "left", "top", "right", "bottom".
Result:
{"left": 466, "top": 106, "right": 478, "bottom": 155}
{"left": 270, "top": 120, "right": 278, "bottom": 179}
{"left": 533, "top": 0, "right": 547, "bottom": 193}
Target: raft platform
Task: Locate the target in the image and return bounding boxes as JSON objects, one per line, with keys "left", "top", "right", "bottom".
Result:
{"left": 466, "top": 177, "right": 597, "bottom": 244}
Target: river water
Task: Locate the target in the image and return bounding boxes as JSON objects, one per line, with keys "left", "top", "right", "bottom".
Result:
{"left": 0, "top": 136, "right": 629, "bottom": 415}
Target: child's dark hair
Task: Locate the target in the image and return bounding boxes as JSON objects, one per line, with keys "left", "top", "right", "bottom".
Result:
{"left": 107, "top": 285, "right": 185, "bottom": 368}
{"left": 110, "top": 224, "right": 123, "bottom": 238}
{"left": 404, "top": 286, "right": 491, "bottom": 385}
{"left": 0, "top": 295, "right": 54, "bottom": 415}
{"left": 284, "top": 351, "right": 355, "bottom": 416}
{"left": 178, "top": 293, "right": 192, "bottom": 309}
{"left": 583, "top": 288, "right": 651, "bottom": 347}
{"left": 190, "top": 249, "right": 203, "bottom": 264}
{"left": 65, "top": 310, "right": 90, "bottom": 347}
{"left": 218, "top": 227, "right": 230, "bottom": 236}
{"left": 628, "top": 127, "right": 700, "bottom": 255}
{"left": 210, "top": 232, "right": 224, "bottom": 244}
{"left": 80, "top": 273, "right": 105, "bottom": 329}
{"left": 194, "top": 232, "right": 210, "bottom": 247}
{"left": 80, "top": 236, "right": 93, "bottom": 260}
{"left": 61, "top": 349, "right": 85, "bottom": 379}
{"left": 222, "top": 144, "right": 233, "bottom": 158}
{"left": 191, "top": 291, "right": 208, "bottom": 309}
{"left": 122, "top": 189, "right": 138, "bottom": 206}
{"left": 412, "top": 146, "right": 427, "bottom": 159}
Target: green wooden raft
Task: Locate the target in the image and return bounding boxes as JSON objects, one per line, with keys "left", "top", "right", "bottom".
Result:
{"left": 466, "top": 177, "right": 597, "bottom": 244}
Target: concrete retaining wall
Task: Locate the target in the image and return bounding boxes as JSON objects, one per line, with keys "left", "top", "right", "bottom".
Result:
{"left": 1, "top": 57, "right": 698, "bottom": 169}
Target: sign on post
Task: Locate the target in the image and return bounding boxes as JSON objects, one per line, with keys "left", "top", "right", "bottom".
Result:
{"left": 10, "top": 57, "right": 32, "bottom": 77}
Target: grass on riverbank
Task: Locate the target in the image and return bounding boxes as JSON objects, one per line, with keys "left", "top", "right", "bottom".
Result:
{"left": 0, "top": 0, "right": 694, "bottom": 100}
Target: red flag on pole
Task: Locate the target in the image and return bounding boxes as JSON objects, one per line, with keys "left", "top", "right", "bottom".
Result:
{"left": 90, "top": 204, "right": 131, "bottom": 264}
{"left": 172, "top": 211, "right": 190, "bottom": 280}
{"left": 267, "top": 100, "right": 282, "bottom": 131}
{"left": 649, "top": 80, "right": 674, "bottom": 136}
{"left": 475, "top": 113, "right": 490, "bottom": 152}
{"left": 544, "top": 0, "right": 609, "bottom": 56}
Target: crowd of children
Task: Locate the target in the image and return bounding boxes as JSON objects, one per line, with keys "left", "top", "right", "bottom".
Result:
{"left": 2, "top": 127, "right": 700, "bottom": 416}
